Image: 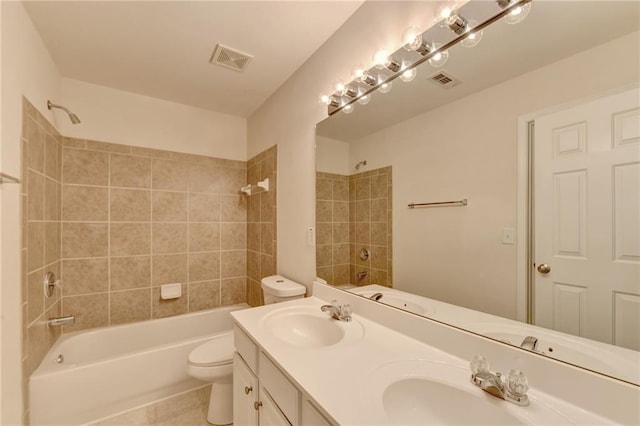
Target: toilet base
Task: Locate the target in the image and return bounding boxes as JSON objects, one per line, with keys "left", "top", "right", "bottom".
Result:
{"left": 206, "top": 379, "right": 233, "bottom": 425}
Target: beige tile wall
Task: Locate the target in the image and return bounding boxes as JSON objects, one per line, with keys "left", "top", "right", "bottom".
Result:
{"left": 59, "top": 137, "right": 250, "bottom": 332}
{"left": 21, "top": 98, "right": 63, "bottom": 424}
{"left": 315, "top": 172, "right": 350, "bottom": 285}
{"left": 315, "top": 167, "right": 392, "bottom": 287}
{"left": 246, "top": 146, "right": 277, "bottom": 306}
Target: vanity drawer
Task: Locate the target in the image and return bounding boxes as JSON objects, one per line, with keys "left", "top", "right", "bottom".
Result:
{"left": 259, "top": 351, "right": 300, "bottom": 425}
{"left": 234, "top": 324, "right": 258, "bottom": 372}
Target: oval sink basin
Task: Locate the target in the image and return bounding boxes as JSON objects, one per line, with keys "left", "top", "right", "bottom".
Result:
{"left": 364, "top": 360, "right": 571, "bottom": 425}
{"left": 261, "top": 306, "right": 364, "bottom": 348}
{"left": 384, "top": 378, "right": 523, "bottom": 425}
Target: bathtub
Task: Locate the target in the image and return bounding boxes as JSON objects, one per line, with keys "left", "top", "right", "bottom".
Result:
{"left": 30, "top": 303, "right": 249, "bottom": 425}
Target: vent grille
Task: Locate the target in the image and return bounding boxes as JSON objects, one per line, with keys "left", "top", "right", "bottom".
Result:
{"left": 210, "top": 44, "right": 253, "bottom": 72}
{"left": 428, "top": 71, "right": 460, "bottom": 88}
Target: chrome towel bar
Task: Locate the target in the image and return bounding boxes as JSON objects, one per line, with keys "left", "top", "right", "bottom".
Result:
{"left": 0, "top": 172, "right": 20, "bottom": 184}
{"left": 408, "top": 198, "right": 468, "bottom": 208}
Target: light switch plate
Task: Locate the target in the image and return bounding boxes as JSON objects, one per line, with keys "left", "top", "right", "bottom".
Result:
{"left": 502, "top": 228, "right": 515, "bottom": 244}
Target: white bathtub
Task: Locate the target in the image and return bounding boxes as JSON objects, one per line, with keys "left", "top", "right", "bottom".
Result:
{"left": 30, "top": 304, "right": 249, "bottom": 425}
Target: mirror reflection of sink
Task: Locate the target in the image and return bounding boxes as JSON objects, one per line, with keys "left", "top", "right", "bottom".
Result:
{"left": 365, "top": 360, "right": 571, "bottom": 425}
{"left": 261, "top": 306, "right": 364, "bottom": 348}
{"left": 350, "top": 286, "right": 435, "bottom": 316}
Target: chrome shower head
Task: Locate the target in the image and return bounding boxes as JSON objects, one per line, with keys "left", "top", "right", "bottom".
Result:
{"left": 47, "top": 100, "right": 81, "bottom": 125}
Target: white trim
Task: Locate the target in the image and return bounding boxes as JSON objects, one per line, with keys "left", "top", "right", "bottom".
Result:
{"left": 515, "top": 83, "right": 640, "bottom": 324}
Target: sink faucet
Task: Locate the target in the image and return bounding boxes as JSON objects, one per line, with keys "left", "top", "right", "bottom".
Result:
{"left": 470, "top": 356, "right": 529, "bottom": 406}
{"left": 321, "top": 300, "right": 352, "bottom": 322}
{"left": 520, "top": 336, "right": 538, "bottom": 351}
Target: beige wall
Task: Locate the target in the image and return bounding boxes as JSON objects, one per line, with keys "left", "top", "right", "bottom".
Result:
{"left": 58, "top": 78, "right": 247, "bottom": 161}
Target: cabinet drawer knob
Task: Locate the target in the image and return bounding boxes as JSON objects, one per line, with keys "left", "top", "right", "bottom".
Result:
{"left": 254, "top": 401, "right": 263, "bottom": 411}
{"left": 244, "top": 386, "right": 253, "bottom": 394}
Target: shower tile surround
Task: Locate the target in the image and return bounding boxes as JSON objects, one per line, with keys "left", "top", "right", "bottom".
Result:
{"left": 316, "top": 167, "right": 392, "bottom": 287}
{"left": 20, "top": 98, "right": 275, "bottom": 422}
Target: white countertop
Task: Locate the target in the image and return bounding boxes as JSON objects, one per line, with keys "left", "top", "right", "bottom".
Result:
{"left": 232, "top": 296, "right": 616, "bottom": 425}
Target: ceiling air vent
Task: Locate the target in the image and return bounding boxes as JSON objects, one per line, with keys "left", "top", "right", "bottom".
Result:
{"left": 210, "top": 44, "right": 253, "bottom": 72}
{"left": 428, "top": 71, "right": 460, "bottom": 89}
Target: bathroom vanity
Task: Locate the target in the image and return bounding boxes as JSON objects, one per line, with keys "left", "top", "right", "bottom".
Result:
{"left": 231, "top": 283, "right": 639, "bottom": 425}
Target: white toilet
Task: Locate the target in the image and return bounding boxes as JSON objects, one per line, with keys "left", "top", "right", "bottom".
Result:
{"left": 186, "top": 332, "right": 234, "bottom": 425}
{"left": 186, "top": 275, "right": 305, "bottom": 425}
{"left": 261, "top": 274, "right": 306, "bottom": 304}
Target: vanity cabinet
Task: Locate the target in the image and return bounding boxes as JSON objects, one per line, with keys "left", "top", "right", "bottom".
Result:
{"left": 233, "top": 325, "right": 335, "bottom": 426}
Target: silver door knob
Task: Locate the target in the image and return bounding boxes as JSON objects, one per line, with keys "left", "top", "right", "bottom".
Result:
{"left": 537, "top": 264, "right": 551, "bottom": 274}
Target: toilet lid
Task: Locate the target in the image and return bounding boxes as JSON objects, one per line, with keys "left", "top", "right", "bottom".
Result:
{"left": 188, "top": 332, "right": 234, "bottom": 367}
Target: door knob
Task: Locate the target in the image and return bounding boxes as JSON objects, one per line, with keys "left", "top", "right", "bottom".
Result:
{"left": 254, "top": 401, "right": 262, "bottom": 410}
{"left": 537, "top": 263, "right": 551, "bottom": 274}
{"left": 244, "top": 386, "right": 253, "bottom": 394}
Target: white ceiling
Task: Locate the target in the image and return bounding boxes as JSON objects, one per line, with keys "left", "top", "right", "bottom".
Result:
{"left": 23, "top": 0, "right": 364, "bottom": 117}
{"left": 317, "top": 1, "right": 640, "bottom": 142}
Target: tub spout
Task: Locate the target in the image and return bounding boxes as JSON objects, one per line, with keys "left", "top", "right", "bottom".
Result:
{"left": 47, "top": 315, "right": 75, "bottom": 327}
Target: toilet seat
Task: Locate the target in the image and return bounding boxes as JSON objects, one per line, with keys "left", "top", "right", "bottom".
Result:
{"left": 188, "top": 332, "right": 233, "bottom": 367}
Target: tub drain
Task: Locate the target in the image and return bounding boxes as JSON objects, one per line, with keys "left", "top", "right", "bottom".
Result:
{"left": 56, "top": 354, "right": 64, "bottom": 363}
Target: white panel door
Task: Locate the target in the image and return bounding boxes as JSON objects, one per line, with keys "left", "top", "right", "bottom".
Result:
{"left": 534, "top": 87, "right": 640, "bottom": 350}
{"left": 233, "top": 352, "right": 259, "bottom": 426}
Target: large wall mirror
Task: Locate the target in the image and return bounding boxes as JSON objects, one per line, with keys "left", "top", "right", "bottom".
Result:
{"left": 315, "top": 1, "right": 640, "bottom": 385}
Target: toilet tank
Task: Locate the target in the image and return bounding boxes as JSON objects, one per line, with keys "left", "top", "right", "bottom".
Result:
{"left": 261, "top": 275, "right": 306, "bottom": 304}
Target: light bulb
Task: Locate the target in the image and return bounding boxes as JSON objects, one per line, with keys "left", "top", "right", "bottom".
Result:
{"left": 351, "top": 64, "right": 366, "bottom": 81}
{"left": 428, "top": 44, "right": 449, "bottom": 68}
{"left": 402, "top": 26, "right": 423, "bottom": 51}
{"left": 400, "top": 68, "right": 417, "bottom": 83}
{"left": 372, "top": 50, "right": 391, "bottom": 69}
{"left": 377, "top": 74, "right": 392, "bottom": 94}
{"left": 357, "top": 93, "right": 371, "bottom": 105}
{"left": 333, "top": 79, "right": 347, "bottom": 96}
{"left": 434, "top": 1, "right": 456, "bottom": 23}
{"left": 343, "top": 104, "right": 354, "bottom": 114}
{"left": 319, "top": 94, "right": 330, "bottom": 105}
{"left": 505, "top": 2, "right": 531, "bottom": 24}
{"left": 460, "top": 20, "right": 483, "bottom": 48}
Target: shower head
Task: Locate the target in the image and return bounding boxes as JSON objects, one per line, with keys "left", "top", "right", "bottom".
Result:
{"left": 47, "top": 100, "right": 81, "bottom": 125}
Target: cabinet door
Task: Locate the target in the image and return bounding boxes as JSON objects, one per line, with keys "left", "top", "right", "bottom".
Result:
{"left": 302, "top": 398, "right": 333, "bottom": 426}
{"left": 234, "top": 352, "right": 259, "bottom": 426}
{"left": 259, "top": 387, "right": 291, "bottom": 426}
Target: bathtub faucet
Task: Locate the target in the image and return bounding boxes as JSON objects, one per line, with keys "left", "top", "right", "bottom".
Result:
{"left": 469, "top": 355, "right": 529, "bottom": 406}
{"left": 47, "top": 315, "right": 75, "bottom": 327}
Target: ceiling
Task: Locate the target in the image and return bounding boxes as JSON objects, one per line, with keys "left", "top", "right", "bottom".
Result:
{"left": 317, "top": 1, "right": 640, "bottom": 142}
{"left": 23, "top": 0, "right": 364, "bottom": 118}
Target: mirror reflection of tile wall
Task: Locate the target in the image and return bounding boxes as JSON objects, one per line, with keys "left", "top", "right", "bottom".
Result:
{"left": 316, "top": 166, "right": 392, "bottom": 287}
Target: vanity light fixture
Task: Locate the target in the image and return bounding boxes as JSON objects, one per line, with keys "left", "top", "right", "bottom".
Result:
{"left": 322, "top": 0, "right": 533, "bottom": 116}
